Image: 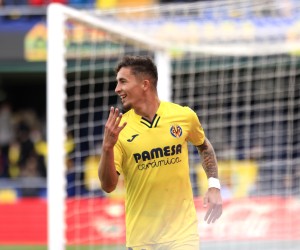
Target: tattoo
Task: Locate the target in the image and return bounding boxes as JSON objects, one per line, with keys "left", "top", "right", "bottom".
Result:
{"left": 196, "top": 138, "right": 218, "bottom": 178}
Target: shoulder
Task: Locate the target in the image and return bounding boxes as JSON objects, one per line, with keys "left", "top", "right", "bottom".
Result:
{"left": 163, "top": 102, "right": 196, "bottom": 115}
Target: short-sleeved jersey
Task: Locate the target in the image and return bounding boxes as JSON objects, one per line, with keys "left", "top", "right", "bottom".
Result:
{"left": 114, "top": 101, "right": 205, "bottom": 247}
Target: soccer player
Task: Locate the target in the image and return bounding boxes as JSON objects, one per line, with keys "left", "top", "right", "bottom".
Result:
{"left": 98, "top": 55, "right": 222, "bottom": 250}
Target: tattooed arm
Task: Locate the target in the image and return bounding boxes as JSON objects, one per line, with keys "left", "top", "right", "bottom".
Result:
{"left": 196, "top": 138, "right": 218, "bottom": 179}
{"left": 196, "top": 138, "right": 223, "bottom": 223}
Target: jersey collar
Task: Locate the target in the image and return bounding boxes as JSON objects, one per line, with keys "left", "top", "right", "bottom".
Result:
{"left": 132, "top": 101, "right": 164, "bottom": 128}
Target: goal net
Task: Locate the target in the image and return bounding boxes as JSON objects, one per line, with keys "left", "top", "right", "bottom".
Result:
{"left": 47, "top": 1, "right": 300, "bottom": 250}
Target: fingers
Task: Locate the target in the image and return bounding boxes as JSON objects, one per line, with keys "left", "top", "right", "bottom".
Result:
{"left": 204, "top": 204, "right": 213, "bottom": 222}
{"left": 204, "top": 203, "right": 222, "bottom": 224}
{"left": 103, "top": 107, "right": 126, "bottom": 148}
{"left": 108, "top": 106, "right": 120, "bottom": 125}
{"left": 106, "top": 107, "right": 127, "bottom": 135}
{"left": 119, "top": 121, "right": 127, "bottom": 130}
{"left": 108, "top": 107, "right": 121, "bottom": 125}
{"left": 203, "top": 190, "right": 223, "bottom": 224}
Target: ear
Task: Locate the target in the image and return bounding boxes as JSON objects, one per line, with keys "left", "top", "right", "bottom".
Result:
{"left": 142, "top": 79, "right": 150, "bottom": 91}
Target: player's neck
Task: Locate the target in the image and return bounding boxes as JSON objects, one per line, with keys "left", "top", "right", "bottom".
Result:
{"left": 134, "top": 96, "right": 160, "bottom": 122}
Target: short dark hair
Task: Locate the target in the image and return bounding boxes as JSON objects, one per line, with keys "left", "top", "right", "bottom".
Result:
{"left": 115, "top": 55, "right": 158, "bottom": 88}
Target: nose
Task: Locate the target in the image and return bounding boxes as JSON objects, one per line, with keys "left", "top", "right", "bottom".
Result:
{"left": 115, "top": 82, "right": 121, "bottom": 94}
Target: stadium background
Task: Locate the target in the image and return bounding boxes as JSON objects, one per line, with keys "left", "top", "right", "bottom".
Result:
{"left": 0, "top": 0, "right": 299, "bottom": 249}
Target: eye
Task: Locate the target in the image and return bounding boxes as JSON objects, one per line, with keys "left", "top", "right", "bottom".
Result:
{"left": 116, "top": 79, "right": 125, "bottom": 86}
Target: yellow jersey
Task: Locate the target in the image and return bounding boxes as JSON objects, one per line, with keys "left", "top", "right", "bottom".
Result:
{"left": 114, "top": 101, "right": 205, "bottom": 247}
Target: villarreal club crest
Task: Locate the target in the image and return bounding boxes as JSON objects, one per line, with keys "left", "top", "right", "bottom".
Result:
{"left": 170, "top": 125, "right": 183, "bottom": 138}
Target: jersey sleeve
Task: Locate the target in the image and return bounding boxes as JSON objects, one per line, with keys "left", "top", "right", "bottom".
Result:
{"left": 186, "top": 107, "right": 206, "bottom": 146}
{"left": 114, "top": 140, "right": 123, "bottom": 175}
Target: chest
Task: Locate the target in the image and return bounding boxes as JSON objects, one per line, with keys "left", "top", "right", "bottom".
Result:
{"left": 120, "top": 119, "right": 189, "bottom": 157}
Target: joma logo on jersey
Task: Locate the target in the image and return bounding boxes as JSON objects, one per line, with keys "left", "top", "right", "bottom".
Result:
{"left": 170, "top": 125, "right": 182, "bottom": 138}
{"left": 127, "top": 134, "right": 139, "bottom": 142}
{"left": 133, "top": 144, "right": 182, "bottom": 163}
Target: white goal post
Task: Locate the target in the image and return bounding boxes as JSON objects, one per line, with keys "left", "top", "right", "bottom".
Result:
{"left": 47, "top": 4, "right": 66, "bottom": 250}
{"left": 47, "top": 4, "right": 173, "bottom": 250}
{"left": 47, "top": 1, "right": 300, "bottom": 250}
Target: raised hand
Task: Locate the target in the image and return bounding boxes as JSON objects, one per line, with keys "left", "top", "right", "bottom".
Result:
{"left": 103, "top": 107, "right": 127, "bottom": 149}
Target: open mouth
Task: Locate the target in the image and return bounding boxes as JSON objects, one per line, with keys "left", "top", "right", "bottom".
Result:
{"left": 120, "top": 95, "right": 127, "bottom": 102}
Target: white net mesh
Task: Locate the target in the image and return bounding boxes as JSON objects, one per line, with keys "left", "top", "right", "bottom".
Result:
{"left": 48, "top": 1, "right": 300, "bottom": 249}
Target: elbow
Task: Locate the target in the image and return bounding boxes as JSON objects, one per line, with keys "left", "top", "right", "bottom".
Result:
{"left": 101, "top": 183, "right": 116, "bottom": 193}
{"left": 98, "top": 168, "right": 119, "bottom": 193}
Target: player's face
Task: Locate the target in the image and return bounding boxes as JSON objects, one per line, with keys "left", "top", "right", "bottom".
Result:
{"left": 115, "top": 67, "right": 144, "bottom": 110}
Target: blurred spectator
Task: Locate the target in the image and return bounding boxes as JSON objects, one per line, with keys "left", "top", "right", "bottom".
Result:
{"left": 220, "top": 170, "right": 233, "bottom": 201}
{"left": 19, "top": 151, "right": 45, "bottom": 196}
{"left": 66, "top": 155, "right": 76, "bottom": 197}
{"left": 31, "top": 127, "right": 47, "bottom": 172}
{"left": 7, "top": 140, "right": 21, "bottom": 178}
{"left": 0, "top": 103, "right": 14, "bottom": 178}
{"left": 66, "top": 158, "right": 87, "bottom": 197}
{"left": 3, "top": 109, "right": 47, "bottom": 198}
{"left": 0, "top": 148, "right": 6, "bottom": 177}
{"left": 0, "top": 103, "right": 14, "bottom": 150}
{"left": 65, "top": 131, "right": 80, "bottom": 197}
{"left": 16, "top": 121, "right": 34, "bottom": 169}
{"left": 83, "top": 154, "right": 104, "bottom": 196}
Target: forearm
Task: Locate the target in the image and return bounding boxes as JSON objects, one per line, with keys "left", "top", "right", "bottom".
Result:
{"left": 196, "top": 138, "right": 218, "bottom": 178}
{"left": 98, "top": 146, "right": 119, "bottom": 193}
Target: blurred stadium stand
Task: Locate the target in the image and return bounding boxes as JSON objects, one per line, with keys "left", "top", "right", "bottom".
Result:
{"left": 0, "top": 0, "right": 193, "bottom": 199}
{"left": 0, "top": 0, "right": 298, "bottom": 200}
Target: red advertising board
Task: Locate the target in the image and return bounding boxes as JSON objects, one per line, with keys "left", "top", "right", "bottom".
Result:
{"left": 0, "top": 198, "right": 47, "bottom": 244}
{"left": 0, "top": 196, "right": 299, "bottom": 244}
{"left": 195, "top": 197, "right": 300, "bottom": 241}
